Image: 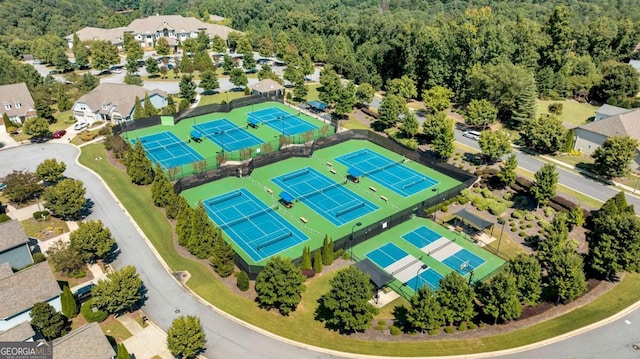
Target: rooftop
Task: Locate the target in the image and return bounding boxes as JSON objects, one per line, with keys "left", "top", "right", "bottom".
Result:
{"left": 579, "top": 108, "right": 640, "bottom": 150}
{"left": 0, "top": 83, "right": 36, "bottom": 118}
{"left": 0, "top": 263, "right": 13, "bottom": 280}
{"left": 596, "top": 104, "right": 631, "bottom": 118}
{"left": 53, "top": 323, "right": 115, "bottom": 359}
{"left": 250, "top": 79, "right": 284, "bottom": 93}
{"left": 0, "top": 321, "right": 35, "bottom": 342}
{"left": 0, "top": 219, "right": 29, "bottom": 253}
{"left": 76, "top": 83, "right": 166, "bottom": 118}
{"left": 0, "top": 262, "right": 60, "bottom": 319}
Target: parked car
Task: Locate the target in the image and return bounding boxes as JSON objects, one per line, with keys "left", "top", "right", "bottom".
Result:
{"left": 74, "top": 283, "right": 95, "bottom": 302}
{"left": 462, "top": 130, "right": 481, "bottom": 140}
{"left": 74, "top": 122, "right": 88, "bottom": 131}
{"left": 48, "top": 70, "right": 60, "bottom": 75}
{"left": 52, "top": 130, "right": 66, "bottom": 139}
{"left": 0, "top": 183, "right": 6, "bottom": 191}
{"left": 30, "top": 136, "right": 50, "bottom": 143}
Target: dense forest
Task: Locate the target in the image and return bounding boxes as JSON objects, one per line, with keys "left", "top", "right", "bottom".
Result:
{"left": 1, "top": 0, "right": 639, "bottom": 112}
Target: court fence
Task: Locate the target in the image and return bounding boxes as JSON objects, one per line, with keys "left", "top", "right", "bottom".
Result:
{"left": 219, "top": 130, "right": 478, "bottom": 277}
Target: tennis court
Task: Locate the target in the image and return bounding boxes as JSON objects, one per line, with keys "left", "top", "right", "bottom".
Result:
{"left": 366, "top": 243, "right": 443, "bottom": 291}
{"left": 271, "top": 167, "right": 378, "bottom": 226}
{"left": 132, "top": 132, "right": 203, "bottom": 169}
{"left": 203, "top": 188, "right": 308, "bottom": 262}
{"left": 193, "top": 119, "right": 263, "bottom": 152}
{"left": 335, "top": 148, "right": 439, "bottom": 197}
{"left": 403, "top": 226, "right": 486, "bottom": 275}
{"left": 248, "top": 107, "right": 318, "bottom": 136}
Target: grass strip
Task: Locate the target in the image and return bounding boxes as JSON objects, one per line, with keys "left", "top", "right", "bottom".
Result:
{"left": 80, "top": 143, "right": 640, "bottom": 356}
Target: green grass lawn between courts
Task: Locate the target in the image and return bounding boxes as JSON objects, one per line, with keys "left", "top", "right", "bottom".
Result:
{"left": 79, "top": 142, "right": 640, "bottom": 356}
{"left": 536, "top": 99, "right": 598, "bottom": 128}
{"left": 197, "top": 91, "right": 248, "bottom": 107}
{"left": 181, "top": 140, "right": 461, "bottom": 266}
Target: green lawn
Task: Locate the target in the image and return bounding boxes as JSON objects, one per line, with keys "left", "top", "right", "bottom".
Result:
{"left": 307, "top": 83, "right": 321, "bottom": 101}
{"left": 536, "top": 99, "right": 598, "bottom": 127}
{"left": 342, "top": 114, "right": 370, "bottom": 130}
{"left": 100, "top": 316, "right": 133, "bottom": 343}
{"left": 197, "top": 91, "right": 248, "bottom": 107}
{"left": 79, "top": 142, "right": 640, "bottom": 356}
{"left": 20, "top": 216, "right": 70, "bottom": 239}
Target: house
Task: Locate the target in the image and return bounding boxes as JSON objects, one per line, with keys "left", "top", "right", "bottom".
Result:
{"left": 573, "top": 108, "right": 640, "bottom": 170}
{"left": 66, "top": 15, "right": 237, "bottom": 51}
{"left": 0, "top": 321, "right": 35, "bottom": 342}
{"left": 0, "top": 219, "right": 34, "bottom": 270}
{"left": 53, "top": 323, "right": 115, "bottom": 359}
{"left": 72, "top": 83, "right": 167, "bottom": 125}
{"left": 250, "top": 79, "right": 284, "bottom": 97}
{"left": 0, "top": 83, "right": 37, "bottom": 125}
{"left": 0, "top": 262, "right": 61, "bottom": 331}
{"left": 594, "top": 104, "right": 631, "bottom": 121}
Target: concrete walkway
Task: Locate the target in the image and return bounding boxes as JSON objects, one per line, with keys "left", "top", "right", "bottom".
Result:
{"left": 119, "top": 315, "right": 173, "bottom": 359}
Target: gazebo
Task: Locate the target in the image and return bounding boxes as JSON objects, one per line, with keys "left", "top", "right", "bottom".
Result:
{"left": 354, "top": 259, "right": 393, "bottom": 304}
{"left": 451, "top": 208, "right": 494, "bottom": 238}
{"left": 250, "top": 79, "right": 284, "bottom": 97}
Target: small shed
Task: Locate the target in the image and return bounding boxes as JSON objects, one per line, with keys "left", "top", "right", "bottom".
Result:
{"left": 279, "top": 192, "right": 295, "bottom": 208}
{"left": 250, "top": 79, "right": 284, "bottom": 97}
{"left": 307, "top": 100, "right": 328, "bottom": 112}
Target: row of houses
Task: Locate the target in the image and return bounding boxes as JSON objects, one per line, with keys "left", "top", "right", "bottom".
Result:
{"left": 65, "top": 14, "right": 237, "bottom": 51}
{"left": 0, "top": 219, "right": 115, "bottom": 358}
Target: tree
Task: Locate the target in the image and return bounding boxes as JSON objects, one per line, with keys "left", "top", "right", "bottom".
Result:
{"left": 156, "top": 37, "right": 170, "bottom": 55}
{"left": 142, "top": 94, "right": 157, "bottom": 117}
{"left": 406, "top": 286, "right": 444, "bottom": 332}
{"left": 255, "top": 256, "right": 305, "bottom": 315}
{"left": 179, "top": 55, "right": 194, "bottom": 73}
{"left": 521, "top": 114, "right": 567, "bottom": 154}
{"left": 377, "top": 94, "right": 406, "bottom": 128}
{"left": 46, "top": 240, "right": 85, "bottom": 275}
{"left": 313, "top": 250, "right": 323, "bottom": 273}
{"left": 91, "top": 265, "right": 144, "bottom": 314}
{"left": 478, "top": 270, "right": 522, "bottom": 324}
{"left": 30, "top": 302, "right": 69, "bottom": 340}
{"left": 222, "top": 54, "right": 235, "bottom": 73}
{"left": 23, "top": 117, "right": 51, "bottom": 137}
{"left": 90, "top": 40, "right": 119, "bottom": 71}
{"left": 478, "top": 130, "right": 511, "bottom": 163}
{"left": 258, "top": 37, "right": 273, "bottom": 57}
{"left": 3, "top": 170, "right": 43, "bottom": 203}
{"left": 185, "top": 202, "right": 219, "bottom": 259}
{"left": 436, "top": 272, "right": 475, "bottom": 326}
{"left": 178, "top": 75, "right": 197, "bottom": 103}
{"left": 464, "top": 99, "right": 498, "bottom": 130}
{"left": 34, "top": 97, "right": 54, "bottom": 122}
{"left": 425, "top": 113, "right": 455, "bottom": 160}
{"left": 355, "top": 83, "right": 375, "bottom": 106}
{"left": 167, "top": 316, "right": 206, "bottom": 359}
{"left": 293, "top": 79, "right": 308, "bottom": 101}
{"left": 322, "top": 235, "right": 334, "bottom": 266}
{"left": 210, "top": 235, "right": 235, "bottom": 277}
{"left": 125, "top": 141, "right": 154, "bottom": 185}
{"left": 334, "top": 82, "right": 356, "bottom": 116}
{"left": 316, "top": 266, "right": 377, "bottom": 333}
{"left": 146, "top": 57, "right": 159, "bottom": 77}
{"left": 133, "top": 96, "right": 144, "bottom": 120}
{"left": 243, "top": 52, "right": 256, "bottom": 70}
{"left": 56, "top": 86, "right": 71, "bottom": 112}
{"left": 42, "top": 178, "right": 87, "bottom": 219}
{"left": 51, "top": 48, "right": 71, "bottom": 71}
{"left": 72, "top": 34, "right": 89, "bottom": 68}
{"left": 69, "top": 220, "right": 115, "bottom": 262}
{"left": 301, "top": 246, "right": 312, "bottom": 271}
{"left": 150, "top": 163, "right": 174, "bottom": 207}
{"left": 498, "top": 154, "right": 518, "bottom": 187}
{"left": 386, "top": 75, "right": 417, "bottom": 100}
{"left": 592, "top": 136, "right": 639, "bottom": 179}
{"left": 511, "top": 73, "right": 538, "bottom": 127}
{"left": 318, "top": 67, "right": 342, "bottom": 106}
{"left": 401, "top": 111, "right": 420, "bottom": 139}
{"left": 211, "top": 35, "right": 227, "bottom": 53}
{"left": 78, "top": 73, "right": 99, "bottom": 93}
{"left": 422, "top": 86, "right": 453, "bottom": 113}
{"left": 61, "top": 285, "right": 78, "bottom": 318}
{"left": 199, "top": 70, "right": 219, "bottom": 93}
{"left": 506, "top": 254, "right": 542, "bottom": 305}
{"left": 258, "top": 64, "right": 283, "bottom": 84}
{"left": 591, "top": 61, "right": 640, "bottom": 103}
{"left": 116, "top": 343, "right": 131, "bottom": 359}
{"left": 530, "top": 163, "right": 558, "bottom": 207}
{"left": 192, "top": 51, "right": 214, "bottom": 72}
{"left": 229, "top": 68, "right": 248, "bottom": 88}
{"left": 548, "top": 246, "right": 587, "bottom": 303}
{"left": 124, "top": 33, "right": 143, "bottom": 62}
{"left": 236, "top": 36, "right": 253, "bottom": 54}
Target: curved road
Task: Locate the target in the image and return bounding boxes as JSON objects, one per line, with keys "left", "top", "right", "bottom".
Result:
{"left": 1, "top": 143, "right": 638, "bottom": 359}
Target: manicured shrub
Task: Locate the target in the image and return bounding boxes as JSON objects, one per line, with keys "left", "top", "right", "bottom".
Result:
{"left": 524, "top": 214, "right": 535, "bottom": 221}
{"left": 543, "top": 206, "right": 555, "bottom": 217}
{"left": 511, "top": 210, "right": 524, "bottom": 219}
{"left": 526, "top": 223, "right": 533, "bottom": 228}
{"left": 378, "top": 320, "right": 386, "bottom": 326}
{"left": 468, "top": 322, "right": 477, "bottom": 330}
{"left": 519, "top": 225, "right": 526, "bottom": 230}
{"left": 301, "top": 269, "right": 315, "bottom": 278}
{"left": 81, "top": 300, "right": 108, "bottom": 323}
{"left": 458, "top": 322, "right": 468, "bottom": 331}
{"left": 444, "top": 326, "right": 456, "bottom": 334}
{"left": 510, "top": 226, "right": 517, "bottom": 232}
{"left": 389, "top": 325, "right": 401, "bottom": 335}
{"left": 61, "top": 285, "right": 78, "bottom": 318}
{"left": 519, "top": 231, "right": 527, "bottom": 237}
{"left": 441, "top": 205, "right": 449, "bottom": 212}
{"left": 236, "top": 270, "right": 249, "bottom": 291}
{"left": 32, "top": 211, "right": 50, "bottom": 220}
{"left": 428, "top": 329, "right": 440, "bottom": 335}
{"left": 32, "top": 253, "right": 46, "bottom": 263}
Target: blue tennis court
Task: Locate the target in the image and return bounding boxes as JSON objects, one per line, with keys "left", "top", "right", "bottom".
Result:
{"left": 402, "top": 226, "right": 442, "bottom": 249}
{"left": 247, "top": 107, "right": 318, "bottom": 136}
{"left": 132, "top": 132, "right": 203, "bottom": 169}
{"left": 271, "top": 167, "right": 378, "bottom": 226}
{"left": 335, "top": 149, "right": 439, "bottom": 197}
{"left": 193, "top": 119, "right": 263, "bottom": 152}
{"left": 203, "top": 188, "right": 308, "bottom": 262}
{"left": 366, "top": 243, "right": 408, "bottom": 268}
{"left": 442, "top": 249, "right": 486, "bottom": 275}
{"left": 406, "top": 268, "right": 444, "bottom": 291}
{"left": 366, "top": 243, "right": 444, "bottom": 291}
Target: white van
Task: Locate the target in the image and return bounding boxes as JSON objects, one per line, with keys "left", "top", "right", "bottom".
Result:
{"left": 463, "top": 130, "right": 481, "bottom": 140}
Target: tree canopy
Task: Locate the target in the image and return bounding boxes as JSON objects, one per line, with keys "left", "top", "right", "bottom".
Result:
{"left": 42, "top": 178, "right": 87, "bottom": 219}
{"left": 255, "top": 256, "right": 306, "bottom": 315}
{"left": 592, "top": 136, "right": 639, "bottom": 179}
{"left": 167, "top": 316, "right": 206, "bottom": 359}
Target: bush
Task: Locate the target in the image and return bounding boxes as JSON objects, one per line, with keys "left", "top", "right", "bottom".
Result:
{"left": 458, "top": 322, "right": 468, "bottom": 331}
{"left": 32, "top": 253, "right": 46, "bottom": 263}
{"left": 236, "top": 270, "right": 249, "bottom": 291}
{"left": 428, "top": 328, "right": 440, "bottom": 335}
{"left": 32, "top": 211, "right": 50, "bottom": 220}
{"left": 377, "top": 320, "right": 386, "bottom": 326}
{"left": 468, "top": 322, "right": 477, "bottom": 330}
{"left": 479, "top": 322, "right": 487, "bottom": 328}
{"left": 511, "top": 210, "right": 525, "bottom": 219}
{"left": 524, "top": 214, "right": 535, "bottom": 221}
{"left": 441, "top": 205, "right": 449, "bottom": 212}
{"left": 0, "top": 214, "right": 11, "bottom": 223}
{"left": 389, "top": 325, "right": 401, "bottom": 335}
{"left": 375, "top": 324, "right": 385, "bottom": 331}
{"left": 543, "top": 206, "right": 555, "bottom": 217}
{"left": 70, "top": 269, "right": 86, "bottom": 278}
{"left": 301, "top": 269, "right": 315, "bottom": 278}
{"left": 79, "top": 131, "right": 98, "bottom": 142}
{"left": 519, "top": 231, "right": 527, "bottom": 237}
{"left": 333, "top": 248, "right": 345, "bottom": 260}
{"left": 526, "top": 223, "right": 533, "bottom": 228}
{"left": 519, "top": 225, "right": 526, "bottom": 230}
{"left": 97, "top": 126, "right": 111, "bottom": 136}
{"left": 81, "top": 300, "right": 108, "bottom": 323}
{"left": 510, "top": 226, "right": 517, "bottom": 232}
{"left": 444, "top": 326, "right": 456, "bottom": 334}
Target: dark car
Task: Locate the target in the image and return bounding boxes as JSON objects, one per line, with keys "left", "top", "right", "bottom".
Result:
{"left": 74, "top": 283, "right": 95, "bottom": 302}
{"left": 52, "top": 130, "right": 66, "bottom": 139}
{"left": 30, "top": 136, "right": 50, "bottom": 143}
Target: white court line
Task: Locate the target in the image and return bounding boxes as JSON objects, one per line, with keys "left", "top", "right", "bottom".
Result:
{"left": 394, "top": 261, "right": 427, "bottom": 283}
{"left": 430, "top": 241, "right": 463, "bottom": 261}
{"left": 385, "top": 255, "right": 415, "bottom": 273}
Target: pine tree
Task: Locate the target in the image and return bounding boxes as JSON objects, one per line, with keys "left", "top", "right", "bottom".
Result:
{"left": 236, "top": 271, "right": 249, "bottom": 291}
{"left": 61, "top": 285, "right": 78, "bottom": 318}
{"left": 150, "top": 163, "right": 173, "bottom": 207}
{"left": 313, "top": 250, "right": 323, "bottom": 273}
{"left": 322, "top": 235, "right": 334, "bottom": 265}
{"left": 116, "top": 343, "right": 131, "bottom": 359}
{"left": 176, "top": 205, "right": 194, "bottom": 246}
{"left": 133, "top": 96, "right": 144, "bottom": 120}
{"left": 142, "top": 94, "right": 158, "bottom": 117}
{"left": 511, "top": 73, "right": 537, "bottom": 128}
{"left": 186, "top": 202, "right": 217, "bottom": 259}
{"left": 530, "top": 163, "right": 558, "bottom": 208}
{"left": 125, "top": 141, "right": 154, "bottom": 185}
{"left": 300, "top": 246, "right": 312, "bottom": 270}
{"left": 210, "top": 234, "right": 235, "bottom": 277}
{"left": 498, "top": 154, "right": 518, "bottom": 187}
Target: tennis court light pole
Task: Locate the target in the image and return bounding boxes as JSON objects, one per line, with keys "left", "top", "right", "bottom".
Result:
{"left": 415, "top": 264, "right": 429, "bottom": 291}
{"left": 431, "top": 188, "right": 440, "bottom": 222}
{"left": 350, "top": 222, "right": 362, "bottom": 259}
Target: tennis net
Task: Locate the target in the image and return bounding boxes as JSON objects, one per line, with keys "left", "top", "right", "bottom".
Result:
{"left": 363, "top": 159, "right": 403, "bottom": 177}
{"left": 249, "top": 112, "right": 300, "bottom": 125}
{"left": 297, "top": 181, "right": 343, "bottom": 201}
{"left": 282, "top": 168, "right": 310, "bottom": 181}
{"left": 193, "top": 124, "right": 243, "bottom": 138}
{"left": 207, "top": 191, "right": 242, "bottom": 206}
{"left": 144, "top": 141, "right": 185, "bottom": 153}
{"left": 256, "top": 230, "right": 293, "bottom": 250}
{"left": 219, "top": 205, "right": 276, "bottom": 229}
{"left": 335, "top": 202, "right": 365, "bottom": 217}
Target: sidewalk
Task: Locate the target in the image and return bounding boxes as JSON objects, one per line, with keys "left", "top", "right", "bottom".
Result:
{"left": 118, "top": 315, "right": 173, "bottom": 359}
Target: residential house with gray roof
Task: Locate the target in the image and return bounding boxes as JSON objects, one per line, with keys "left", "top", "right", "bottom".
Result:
{"left": 72, "top": 83, "right": 167, "bottom": 125}
{"left": 250, "top": 79, "right": 284, "bottom": 97}
{"left": 0, "top": 219, "right": 33, "bottom": 270}
{"left": 0, "top": 262, "right": 61, "bottom": 331}
{"left": 0, "top": 83, "right": 37, "bottom": 125}
{"left": 594, "top": 104, "right": 631, "bottom": 121}
{"left": 53, "top": 323, "right": 115, "bottom": 359}
{"left": 0, "top": 321, "right": 35, "bottom": 342}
